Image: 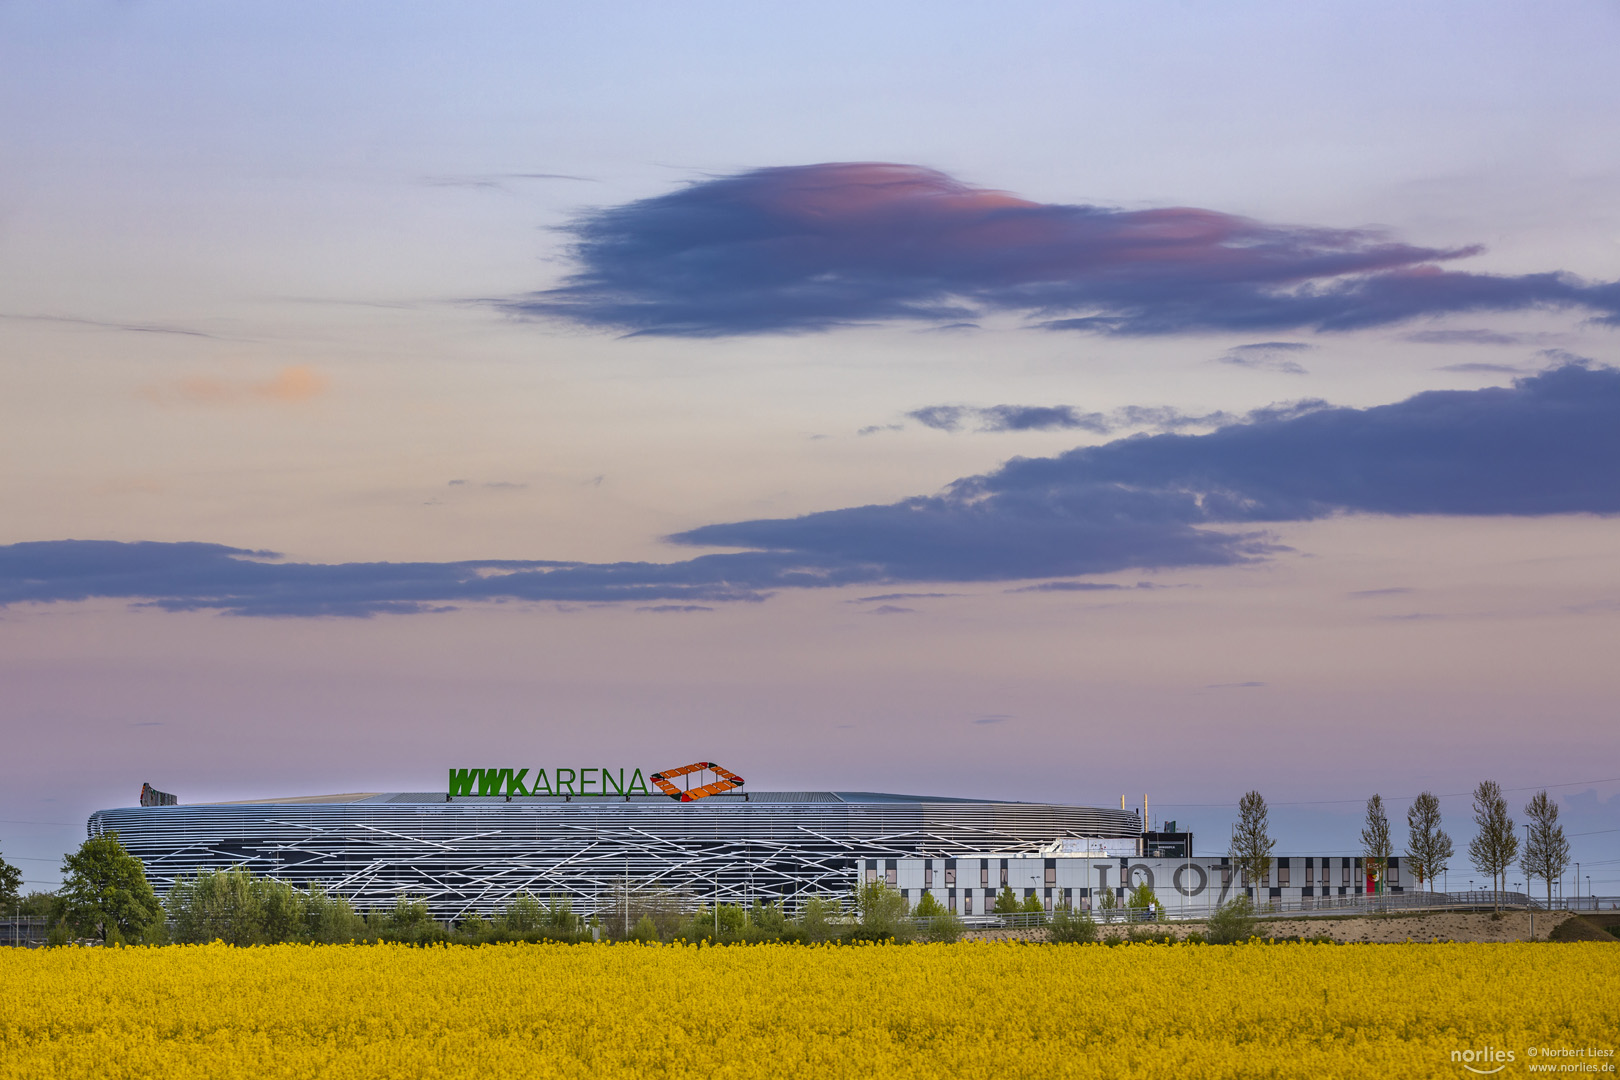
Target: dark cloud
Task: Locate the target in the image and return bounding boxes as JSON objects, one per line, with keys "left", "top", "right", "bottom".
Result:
{"left": 7, "top": 365, "right": 1620, "bottom": 617}
{"left": 866, "top": 604, "right": 915, "bottom": 615}
{"left": 636, "top": 604, "right": 714, "bottom": 613}
{"left": 496, "top": 162, "right": 1620, "bottom": 337}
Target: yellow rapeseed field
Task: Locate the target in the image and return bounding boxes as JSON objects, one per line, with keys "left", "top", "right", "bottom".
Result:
{"left": 2, "top": 941, "right": 1615, "bottom": 1079}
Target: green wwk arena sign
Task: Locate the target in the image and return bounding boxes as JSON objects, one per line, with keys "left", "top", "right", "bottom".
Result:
{"left": 448, "top": 767, "right": 652, "bottom": 798}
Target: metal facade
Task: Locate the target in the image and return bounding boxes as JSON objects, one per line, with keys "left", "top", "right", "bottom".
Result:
{"left": 88, "top": 792, "right": 1141, "bottom": 919}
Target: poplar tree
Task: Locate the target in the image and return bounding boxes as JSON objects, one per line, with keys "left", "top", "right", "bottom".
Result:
{"left": 1467, "top": 779, "right": 1518, "bottom": 912}
{"left": 1404, "top": 791, "right": 1453, "bottom": 892}
{"left": 1520, "top": 790, "right": 1570, "bottom": 911}
{"left": 1360, "top": 795, "right": 1392, "bottom": 894}
{"left": 1230, "top": 790, "right": 1275, "bottom": 903}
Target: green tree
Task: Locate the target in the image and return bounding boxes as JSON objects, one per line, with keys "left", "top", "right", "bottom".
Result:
{"left": 0, "top": 847, "right": 22, "bottom": 910}
{"left": 854, "top": 881, "right": 911, "bottom": 941}
{"left": 498, "top": 892, "right": 547, "bottom": 933}
{"left": 992, "top": 885, "right": 1021, "bottom": 915}
{"left": 796, "top": 895, "right": 842, "bottom": 943}
{"left": 1468, "top": 779, "right": 1518, "bottom": 912}
{"left": 1521, "top": 790, "right": 1570, "bottom": 912}
{"left": 302, "top": 884, "right": 365, "bottom": 943}
{"left": 58, "top": 831, "right": 162, "bottom": 944}
{"left": 1360, "top": 794, "right": 1392, "bottom": 894}
{"left": 629, "top": 913, "right": 660, "bottom": 943}
{"left": 1405, "top": 791, "right": 1453, "bottom": 892}
{"left": 911, "top": 891, "right": 963, "bottom": 942}
{"left": 1230, "top": 791, "right": 1275, "bottom": 904}
{"left": 1096, "top": 884, "right": 1118, "bottom": 921}
{"left": 167, "top": 866, "right": 265, "bottom": 945}
{"left": 1126, "top": 881, "right": 1162, "bottom": 920}
{"left": 1205, "top": 894, "right": 1257, "bottom": 945}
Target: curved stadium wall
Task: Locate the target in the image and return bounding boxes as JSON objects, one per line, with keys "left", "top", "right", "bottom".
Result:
{"left": 89, "top": 792, "right": 1141, "bottom": 919}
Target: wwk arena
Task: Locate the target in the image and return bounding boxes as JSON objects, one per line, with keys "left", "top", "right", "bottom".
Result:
{"left": 91, "top": 764, "right": 1406, "bottom": 919}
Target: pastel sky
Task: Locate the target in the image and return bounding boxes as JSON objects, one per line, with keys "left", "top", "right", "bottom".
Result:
{"left": 4, "top": 1, "right": 1619, "bottom": 892}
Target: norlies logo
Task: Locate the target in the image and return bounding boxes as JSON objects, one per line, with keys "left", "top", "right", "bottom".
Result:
{"left": 448, "top": 761, "right": 744, "bottom": 802}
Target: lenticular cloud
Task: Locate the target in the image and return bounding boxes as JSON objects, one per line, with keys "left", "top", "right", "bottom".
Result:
{"left": 502, "top": 162, "right": 1620, "bottom": 337}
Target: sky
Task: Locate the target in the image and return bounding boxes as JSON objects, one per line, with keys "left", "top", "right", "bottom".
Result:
{"left": 3, "top": 1, "right": 1619, "bottom": 895}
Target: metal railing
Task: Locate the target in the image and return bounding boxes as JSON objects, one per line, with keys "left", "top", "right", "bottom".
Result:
{"left": 915, "top": 892, "right": 1620, "bottom": 933}
{"left": 0, "top": 918, "right": 49, "bottom": 948}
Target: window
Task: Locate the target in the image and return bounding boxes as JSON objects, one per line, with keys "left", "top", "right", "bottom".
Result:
{"left": 999, "top": 859, "right": 1009, "bottom": 886}
{"left": 945, "top": 862, "right": 956, "bottom": 887}
{"left": 1278, "top": 864, "right": 1290, "bottom": 887}
{"left": 1044, "top": 861, "right": 1057, "bottom": 885}
{"left": 1320, "top": 862, "right": 1330, "bottom": 886}
{"left": 980, "top": 860, "right": 990, "bottom": 887}
{"left": 885, "top": 860, "right": 896, "bottom": 888}
{"left": 1342, "top": 863, "right": 1350, "bottom": 887}
{"left": 866, "top": 867, "right": 878, "bottom": 883}
{"left": 1221, "top": 866, "right": 1232, "bottom": 887}
{"left": 962, "top": 892, "right": 971, "bottom": 915}
{"left": 949, "top": 891, "right": 958, "bottom": 913}
{"left": 900, "top": 889, "right": 909, "bottom": 901}
{"left": 1044, "top": 889, "right": 1053, "bottom": 911}
{"left": 1388, "top": 864, "right": 1399, "bottom": 886}
{"left": 1062, "top": 888, "right": 1072, "bottom": 908}
{"left": 924, "top": 863, "right": 933, "bottom": 887}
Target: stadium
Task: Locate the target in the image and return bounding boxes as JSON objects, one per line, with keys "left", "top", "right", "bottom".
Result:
{"left": 89, "top": 765, "right": 1147, "bottom": 919}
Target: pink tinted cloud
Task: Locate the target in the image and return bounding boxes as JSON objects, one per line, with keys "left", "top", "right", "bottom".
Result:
{"left": 504, "top": 162, "right": 1619, "bottom": 337}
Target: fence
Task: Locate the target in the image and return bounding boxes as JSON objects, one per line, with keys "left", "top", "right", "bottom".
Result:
{"left": 0, "top": 918, "right": 49, "bottom": 948}
{"left": 912, "top": 892, "right": 1620, "bottom": 934}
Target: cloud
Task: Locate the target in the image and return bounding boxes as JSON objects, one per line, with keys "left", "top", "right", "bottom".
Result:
{"left": 1215, "top": 341, "right": 1312, "bottom": 374}
{"left": 1009, "top": 581, "right": 1161, "bottom": 593}
{"left": 1205, "top": 681, "right": 1266, "bottom": 689}
{"left": 907, "top": 402, "right": 1232, "bottom": 435}
{"left": 866, "top": 604, "right": 915, "bottom": 615}
{"left": 851, "top": 593, "right": 957, "bottom": 602}
{"left": 497, "top": 162, "right": 1620, "bottom": 337}
{"left": 1348, "top": 587, "right": 1415, "bottom": 598}
{"left": 1405, "top": 328, "right": 1535, "bottom": 346}
{"left": 1436, "top": 362, "right": 1533, "bottom": 374}
{"left": 9, "top": 364, "right": 1620, "bottom": 616}
{"left": 142, "top": 366, "right": 329, "bottom": 406}
{"left": 2, "top": 312, "right": 217, "bottom": 338}
{"left": 636, "top": 604, "right": 714, "bottom": 613}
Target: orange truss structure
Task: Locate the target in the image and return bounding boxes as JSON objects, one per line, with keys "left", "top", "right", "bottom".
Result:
{"left": 648, "top": 762, "right": 746, "bottom": 802}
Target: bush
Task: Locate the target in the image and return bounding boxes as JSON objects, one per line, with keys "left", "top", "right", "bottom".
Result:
{"left": 853, "top": 882, "right": 911, "bottom": 942}
{"left": 1048, "top": 905, "right": 1099, "bottom": 944}
{"left": 629, "top": 914, "right": 660, "bottom": 943}
{"left": 1205, "top": 895, "right": 1257, "bottom": 945}
{"left": 992, "top": 886, "right": 1021, "bottom": 915}
{"left": 1126, "top": 882, "right": 1163, "bottom": 921}
{"left": 1205, "top": 896, "right": 1257, "bottom": 944}
{"left": 797, "top": 896, "right": 843, "bottom": 943}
